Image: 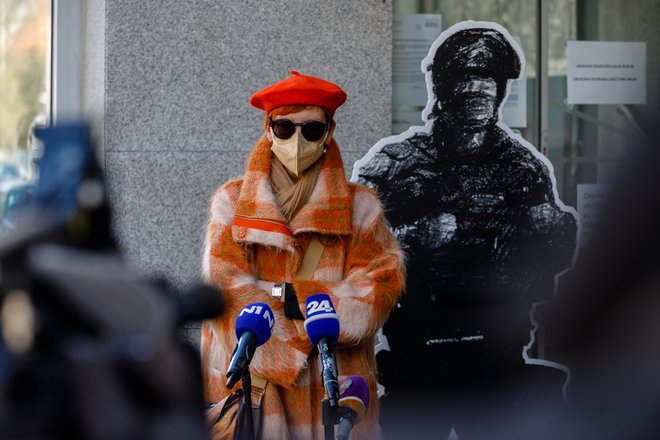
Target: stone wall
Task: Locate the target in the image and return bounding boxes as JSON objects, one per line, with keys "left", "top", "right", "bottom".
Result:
{"left": 101, "top": 0, "right": 393, "bottom": 346}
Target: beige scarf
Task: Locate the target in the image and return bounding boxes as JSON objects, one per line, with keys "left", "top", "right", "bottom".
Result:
{"left": 270, "top": 155, "right": 321, "bottom": 223}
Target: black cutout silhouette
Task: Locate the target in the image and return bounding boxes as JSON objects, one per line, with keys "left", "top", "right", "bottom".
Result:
{"left": 353, "top": 21, "right": 578, "bottom": 437}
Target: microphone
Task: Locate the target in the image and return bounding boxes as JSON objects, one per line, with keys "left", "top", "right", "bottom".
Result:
{"left": 336, "top": 375, "right": 370, "bottom": 440}
{"left": 304, "top": 294, "right": 340, "bottom": 406}
{"left": 226, "top": 302, "right": 275, "bottom": 388}
{"left": 175, "top": 284, "right": 226, "bottom": 323}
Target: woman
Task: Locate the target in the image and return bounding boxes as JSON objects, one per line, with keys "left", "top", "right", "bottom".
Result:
{"left": 201, "top": 71, "right": 405, "bottom": 439}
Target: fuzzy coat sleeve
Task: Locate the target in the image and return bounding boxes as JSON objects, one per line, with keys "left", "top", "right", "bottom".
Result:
{"left": 290, "top": 185, "right": 406, "bottom": 348}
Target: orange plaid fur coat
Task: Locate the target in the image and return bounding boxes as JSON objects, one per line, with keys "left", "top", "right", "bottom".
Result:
{"left": 201, "top": 137, "right": 405, "bottom": 440}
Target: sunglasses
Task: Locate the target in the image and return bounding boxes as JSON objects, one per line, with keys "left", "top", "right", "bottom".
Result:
{"left": 269, "top": 118, "right": 329, "bottom": 142}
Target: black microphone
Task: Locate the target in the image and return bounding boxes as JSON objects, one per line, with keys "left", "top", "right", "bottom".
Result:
{"left": 304, "top": 294, "right": 340, "bottom": 406}
{"left": 226, "top": 303, "right": 275, "bottom": 388}
{"left": 175, "top": 284, "right": 226, "bottom": 323}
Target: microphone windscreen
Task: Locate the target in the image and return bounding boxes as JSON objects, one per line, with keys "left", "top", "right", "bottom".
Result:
{"left": 235, "top": 302, "right": 274, "bottom": 346}
{"left": 304, "top": 294, "right": 339, "bottom": 346}
{"left": 339, "top": 375, "right": 369, "bottom": 423}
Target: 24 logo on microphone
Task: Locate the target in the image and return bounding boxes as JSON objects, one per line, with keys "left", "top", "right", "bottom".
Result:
{"left": 306, "top": 298, "right": 335, "bottom": 315}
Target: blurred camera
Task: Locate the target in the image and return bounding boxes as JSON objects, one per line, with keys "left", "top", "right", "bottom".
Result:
{"left": 0, "top": 122, "right": 221, "bottom": 439}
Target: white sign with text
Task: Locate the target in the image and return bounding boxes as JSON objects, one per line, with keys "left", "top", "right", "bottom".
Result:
{"left": 502, "top": 36, "right": 527, "bottom": 128}
{"left": 393, "top": 14, "right": 443, "bottom": 107}
{"left": 567, "top": 41, "right": 646, "bottom": 105}
{"left": 577, "top": 183, "right": 612, "bottom": 244}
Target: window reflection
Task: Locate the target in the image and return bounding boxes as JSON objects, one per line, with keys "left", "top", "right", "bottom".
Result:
{"left": 0, "top": 0, "right": 48, "bottom": 235}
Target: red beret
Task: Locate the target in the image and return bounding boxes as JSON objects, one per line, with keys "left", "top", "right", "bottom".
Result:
{"left": 249, "top": 71, "right": 347, "bottom": 117}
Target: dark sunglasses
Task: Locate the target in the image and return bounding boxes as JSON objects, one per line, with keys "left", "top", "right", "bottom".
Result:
{"left": 269, "top": 118, "right": 329, "bottom": 142}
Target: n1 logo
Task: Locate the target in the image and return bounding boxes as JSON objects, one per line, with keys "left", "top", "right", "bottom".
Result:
{"left": 239, "top": 304, "right": 274, "bottom": 329}
{"left": 307, "top": 299, "right": 334, "bottom": 315}
{"left": 240, "top": 304, "right": 264, "bottom": 316}
{"left": 263, "top": 309, "right": 274, "bottom": 329}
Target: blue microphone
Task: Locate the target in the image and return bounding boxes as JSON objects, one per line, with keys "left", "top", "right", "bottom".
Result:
{"left": 226, "top": 302, "right": 275, "bottom": 388}
{"left": 304, "top": 294, "right": 340, "bottom": 406}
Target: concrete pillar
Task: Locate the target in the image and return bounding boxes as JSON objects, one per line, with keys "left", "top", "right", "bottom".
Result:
{"left": 102, "top": 0, "right": 393, "bottom": 288}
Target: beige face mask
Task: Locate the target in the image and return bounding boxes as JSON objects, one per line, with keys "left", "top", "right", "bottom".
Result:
{"left": 270, "top": 129, "right": 327, "bottom": 177}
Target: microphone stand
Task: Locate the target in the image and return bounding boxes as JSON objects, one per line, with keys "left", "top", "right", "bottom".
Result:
{"left": 322, "top": 398, "right": 335, "bottom": 440}
{"left": 322, "top": 394, "right": 360, "bottom": 440}
{"left": 318, "top": 346, "right": 340, "bottom": 440}
{"left": 242, "top": 367, "right": 255, "bottom": 440}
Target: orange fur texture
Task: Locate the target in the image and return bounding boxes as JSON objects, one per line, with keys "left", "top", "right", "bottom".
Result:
{"left": 201, "top": 138, "right": 405, "bottom": 439}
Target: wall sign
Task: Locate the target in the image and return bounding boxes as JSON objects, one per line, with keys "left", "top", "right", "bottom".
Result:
{"left": 501, "top": 36, "right": 527, "bottom": 128}
{"left": 577, "top": 183, "right": 611, "bottom": 244}
{"left": 567, "top": 41, "right": 646, "bottom": 105}
{"left": 392, "top": 14, "right": 443, "bottom": 107}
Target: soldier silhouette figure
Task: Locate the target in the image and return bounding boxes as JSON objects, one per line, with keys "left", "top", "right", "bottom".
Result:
{"left": 353, "top": 21, "right": 578, "bottom": 437}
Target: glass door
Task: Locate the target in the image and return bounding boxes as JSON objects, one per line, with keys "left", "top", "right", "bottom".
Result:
{"left": 389, "top": 0, "right": 658, "bottom": 364}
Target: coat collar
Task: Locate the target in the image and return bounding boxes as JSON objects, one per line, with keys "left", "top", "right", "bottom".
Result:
{"left": 232, "top": 137, "right": 352, "bottom": 251}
